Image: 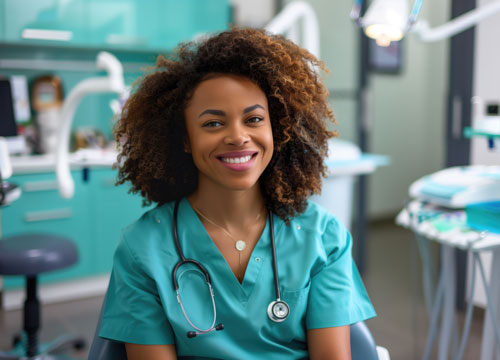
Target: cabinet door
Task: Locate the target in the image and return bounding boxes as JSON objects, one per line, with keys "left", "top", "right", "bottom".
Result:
{"left": 0, "top": 1, "right": 5, "bottom": 41}
{"left": 87, "top": 0, "right": 150, "bottom": 49}
{"left": 87, "top": 0, "right": 230, "bottom": 51}
{"left": 3, "top": 0, "right": 87, "bottom": 45}
{"left": 157, "top": 0, "right": 231, "bottom": 51}
{"left": 90, "top": 169, "right": 151, "bottom": 274}
{"left": 1, "top": 170, "right": 91, "bottom": 289}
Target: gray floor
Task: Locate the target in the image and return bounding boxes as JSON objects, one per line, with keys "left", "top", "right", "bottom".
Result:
{"left": 0, "top": 220, "right": 487, "bottom": 359}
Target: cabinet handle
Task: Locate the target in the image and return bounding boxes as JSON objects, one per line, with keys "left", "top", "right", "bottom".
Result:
{"left": 22, "top": 29, "right": 73, "bottom": 41}
{"left": 23, "top": 180, "right": 59, "bottom": 192}
{"left": 25, "top": 208, "right": 73, "bottom": 222}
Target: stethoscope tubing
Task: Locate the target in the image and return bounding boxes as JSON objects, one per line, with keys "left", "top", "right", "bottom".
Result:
{"left": 171, "top": 199, "right": 289, "bottom": 337}
{"left": 268, "top": 213, "right": 282, "bottom": 301}
{"left": 172, "top": 201, "right": 212, "bottom": 290}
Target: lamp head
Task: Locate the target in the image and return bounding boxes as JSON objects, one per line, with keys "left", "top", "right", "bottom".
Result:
{"left": 362, "top": 0, "right": 408, "bottom": 46}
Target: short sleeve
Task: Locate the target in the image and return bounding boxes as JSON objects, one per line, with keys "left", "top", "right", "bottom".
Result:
{"left": 306, "top": 219, "right": 376, "bottom": 329}
{"left": 99, "top": 233, "right": 175, "bottom": 344}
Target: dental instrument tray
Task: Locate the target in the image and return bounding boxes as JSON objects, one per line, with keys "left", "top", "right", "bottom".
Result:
{"left": 466, "top": 201, "right": 500, "bottom": 234}
{"left": 409, "top": 165, "right": 500, "bottom": 208}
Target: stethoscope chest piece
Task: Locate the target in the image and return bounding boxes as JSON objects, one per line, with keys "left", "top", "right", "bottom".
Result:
{"left": 267, "top": 299, "right": 290, "bottom": 322}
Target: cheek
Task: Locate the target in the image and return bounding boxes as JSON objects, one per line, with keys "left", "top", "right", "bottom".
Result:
{"left": 189, "top": 134, "right": 217, "bottom": 165}
{"left": 263, "top": 127, "right": 274, "bottom": 163}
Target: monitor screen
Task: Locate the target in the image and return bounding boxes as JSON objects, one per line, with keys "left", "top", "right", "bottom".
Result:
{"left": 0, "top": 79, "right": 18, "bottom": 137}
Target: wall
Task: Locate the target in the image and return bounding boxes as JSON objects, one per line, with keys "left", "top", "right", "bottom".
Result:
{"left": 471, "top": 0, "right": 500, "bottom": 165}
{"left": 230, "top": 0, "right": 276, "bottom": 28}
{"left": 279, "top": 0, "right": 450, "bottom": 219}
{"left": 368, "top": 1, "right": 450, "bottom": 218}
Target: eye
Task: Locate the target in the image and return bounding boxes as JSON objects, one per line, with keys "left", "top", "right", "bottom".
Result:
{"left": 246, "top": 116, "right": 264, "bottom": 124}
{"left": 203, "top": 120, "right": 223, "bottom": 128}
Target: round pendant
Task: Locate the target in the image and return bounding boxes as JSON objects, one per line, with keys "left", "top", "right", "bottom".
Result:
{"left": 235, "top": 240, "right": 246, "bottom": 252}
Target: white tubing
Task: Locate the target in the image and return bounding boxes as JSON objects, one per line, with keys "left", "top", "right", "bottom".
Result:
{"left": 55, "top": 52, "right": 125, "bottom": 199}
{"left": 412, "top": 0, "right": 500, "bottom": 42}
{"left": 97, "top": 51, "right": 125, "bottom": 92}
{"left": 0, "top": 137, "right": 12, "bottom": 180}
{"left": 265, "top": 1, "right": 320, "bottom": 58}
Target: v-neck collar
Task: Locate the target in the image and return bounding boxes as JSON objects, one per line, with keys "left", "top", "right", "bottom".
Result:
{"left": 176, "top": 197, "right": 273, "bottom": 301}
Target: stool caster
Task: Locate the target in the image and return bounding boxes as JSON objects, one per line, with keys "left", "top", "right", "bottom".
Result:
{"left": 11, "top": 334, "right": 20, "bottom": 348}
{"left": 73, "top": 338, "right": 86, "bottom": 351}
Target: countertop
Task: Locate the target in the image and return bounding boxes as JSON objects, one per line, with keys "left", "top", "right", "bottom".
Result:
{"left": 11, "top": 149, "right": 118, "bottom": 175}
{"left": 10, "top": 150, "right": 390, "bottom": 176}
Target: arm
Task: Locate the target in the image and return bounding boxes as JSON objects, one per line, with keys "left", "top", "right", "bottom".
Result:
{"left": 307, "top": 326, "right": 351, "bottom": 360}
{"left": 125, "top": 343, "right": 177, "bottom": 360}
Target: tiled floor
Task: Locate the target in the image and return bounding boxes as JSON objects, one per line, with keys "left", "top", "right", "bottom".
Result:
{"left": 0, "top": 220, "right": 487, "bottom": 359}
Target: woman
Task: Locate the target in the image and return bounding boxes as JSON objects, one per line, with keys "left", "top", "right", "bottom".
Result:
{"left": 99, "top": 28, "right": 376, "bottom": 359}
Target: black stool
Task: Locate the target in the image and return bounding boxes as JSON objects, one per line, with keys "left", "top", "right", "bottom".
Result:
{"left": 0, "top": 233, "right": 86, "bottom": 359}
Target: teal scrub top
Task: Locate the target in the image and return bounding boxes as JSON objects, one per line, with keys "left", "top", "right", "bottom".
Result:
{"left": 99, "top": 198, "right": 376, "bottom": 359}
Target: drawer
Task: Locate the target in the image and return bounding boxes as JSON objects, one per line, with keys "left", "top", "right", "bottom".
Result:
{"left": 2, "top": 171, "right": 93, "bottom": 289}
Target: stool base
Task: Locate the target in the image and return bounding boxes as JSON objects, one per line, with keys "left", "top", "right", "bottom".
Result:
{"left": 0, "top": 333, "right": 86, "bottom": 359}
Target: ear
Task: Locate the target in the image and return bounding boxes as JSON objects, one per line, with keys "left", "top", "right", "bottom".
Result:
{"left": 183, "top": 138, "right": 191, "bottom": 153}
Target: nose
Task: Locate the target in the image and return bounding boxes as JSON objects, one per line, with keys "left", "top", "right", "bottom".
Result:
{"left": 224, "top": 122, "right": 250, "bottom": 146}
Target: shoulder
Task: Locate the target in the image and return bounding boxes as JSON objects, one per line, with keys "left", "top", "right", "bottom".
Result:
{"left": 287, "top": 200, "right": 351, "bottom": 256}
{"left": 293, "top": 200, "right": 348, "bottom": 238}
{"left": 117, "top": 201, "right": 177, "bottom": 262}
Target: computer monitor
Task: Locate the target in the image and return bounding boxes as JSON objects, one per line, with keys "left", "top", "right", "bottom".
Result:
{"left": 0, "top": 79, "right": 18, "bottom": 137}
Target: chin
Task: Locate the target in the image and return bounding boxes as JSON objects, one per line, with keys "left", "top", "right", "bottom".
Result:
{"left": 221, "top": 179, "right": 260, "bottom": 192}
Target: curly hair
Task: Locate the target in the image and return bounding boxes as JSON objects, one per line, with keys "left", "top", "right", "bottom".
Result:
{"left": 114, "top": 28, "right": 336, "bottom": 223}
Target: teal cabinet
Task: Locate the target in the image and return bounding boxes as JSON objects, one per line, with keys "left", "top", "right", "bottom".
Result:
{"left": 87, "top": 0, "right": 231, "bottom": 50}
{"left": 2, "top": 170, "right": 91, "bottom": 289}
{"left": 1, "top": 0, "right": 231, "bottom": 51}
{"left": 154, "top": 0, "right": 231, "bottom": 51}
{"left": 89, "top": 169, "right": 147, "bottom": 274}
{"left": 3, "top": 0, "right": 87, "bottom": 45}
{"left": 87, "top": 0, "right": 151, "bottom": 48}
{"left": 0, "top": 1, "right": 5, "bottom": 41}
{"left": 1, "top": 167, "right": 151, "bottom": 290}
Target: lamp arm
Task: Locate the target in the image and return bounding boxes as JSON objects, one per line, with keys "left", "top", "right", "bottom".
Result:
{"left": 412, "top": 0, "right": 500, "bottom": 42}
{"left": 265, "top": 1, "right": 320, "bottom": 57}
{"left": 55, "top": 51, "right": 125, "bottom": 199}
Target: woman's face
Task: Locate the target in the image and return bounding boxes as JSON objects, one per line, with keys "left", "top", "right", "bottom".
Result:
{"left": 184, "top": 74, "right": 274, "bottom": 192}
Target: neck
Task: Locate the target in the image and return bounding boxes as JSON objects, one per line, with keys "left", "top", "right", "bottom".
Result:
{"left": 187, "top": 183, "right": 266, "bottom": 231}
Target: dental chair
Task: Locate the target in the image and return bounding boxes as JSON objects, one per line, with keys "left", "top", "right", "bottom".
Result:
{"left": 88, "top": 295, "right": 390, "bottom": 360}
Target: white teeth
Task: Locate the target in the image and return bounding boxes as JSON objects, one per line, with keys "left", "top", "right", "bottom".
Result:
{"left": 221, "top": 155, "right": 252, "bottom": 164}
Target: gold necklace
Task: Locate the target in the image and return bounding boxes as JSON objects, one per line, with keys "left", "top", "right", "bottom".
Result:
{"left": 191, "top": 204, "right": 264, "bottom": 280}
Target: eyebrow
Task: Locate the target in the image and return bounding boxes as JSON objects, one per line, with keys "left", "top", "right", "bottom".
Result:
{"left": 198, "top": 104, "right": 265, "bottom": 118}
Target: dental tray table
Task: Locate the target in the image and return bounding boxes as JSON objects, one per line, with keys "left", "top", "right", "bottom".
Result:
{"left": 397, "top": 200, "right": 500, "bottom": 360}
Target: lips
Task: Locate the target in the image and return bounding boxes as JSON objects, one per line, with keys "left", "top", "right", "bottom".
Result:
{"left": 216, "top": 151, "right": 258, "bottom": 171}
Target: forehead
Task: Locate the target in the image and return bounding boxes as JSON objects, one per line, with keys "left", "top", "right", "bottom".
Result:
{"left": 187, "top": 75, "right": 267, "bottom": 109}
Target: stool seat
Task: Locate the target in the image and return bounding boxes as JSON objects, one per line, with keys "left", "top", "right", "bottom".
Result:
{"left": 0, "top": 233, "right": 78, "bottom": 276}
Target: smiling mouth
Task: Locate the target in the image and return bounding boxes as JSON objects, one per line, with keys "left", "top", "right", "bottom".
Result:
{"left": 220, "top": 155, "right": 252, "bottom": 164}
{"left": 217, "top": 152, "right": 258, "bottom": 165}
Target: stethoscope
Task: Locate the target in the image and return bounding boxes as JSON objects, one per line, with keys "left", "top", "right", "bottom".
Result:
{"left": 172, "top": 199, "right": 289, "bottom": 338}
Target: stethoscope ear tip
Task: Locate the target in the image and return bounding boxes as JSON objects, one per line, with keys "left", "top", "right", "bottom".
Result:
{"left": 215, "top": 323, "right": 224, "bottom": 331}
{"left": 187, "top": 331, "right": 197, "bottom": 338}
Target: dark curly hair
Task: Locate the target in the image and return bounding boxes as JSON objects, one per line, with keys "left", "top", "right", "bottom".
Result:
{"left": 114, "top": 28, "right": 336, "bottom": 223}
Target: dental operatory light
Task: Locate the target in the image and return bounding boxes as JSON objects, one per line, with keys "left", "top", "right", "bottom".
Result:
{"left": 351, "top": 0, "right": 422, "bottom": 46}
{"left": 352, "top": 0, "right": 500, "bottom": 46}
